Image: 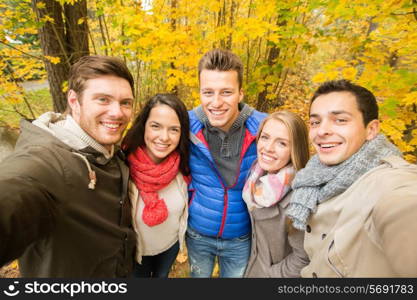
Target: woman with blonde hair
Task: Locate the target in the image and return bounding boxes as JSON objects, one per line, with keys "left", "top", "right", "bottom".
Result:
{"left": 243, "top": 110, "right": 310, "bottom": 277}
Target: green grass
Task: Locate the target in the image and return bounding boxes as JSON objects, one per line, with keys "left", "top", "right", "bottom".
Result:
{"left": 0, "top": 87, "right": 52, "bottom": 128}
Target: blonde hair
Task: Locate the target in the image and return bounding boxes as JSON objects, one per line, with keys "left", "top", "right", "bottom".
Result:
{"left": 256, "top": 111, "right": 310, "bottom": 171}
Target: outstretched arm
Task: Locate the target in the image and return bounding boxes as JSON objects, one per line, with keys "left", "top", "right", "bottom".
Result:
{"left": 0, "top": 147, "right": 63, "bottom": 268}
{"left": 374, "top": 183, "right": 417, "bottom": 277}
{"left": 0, "top": 176, "right": 59, "bottom": 267}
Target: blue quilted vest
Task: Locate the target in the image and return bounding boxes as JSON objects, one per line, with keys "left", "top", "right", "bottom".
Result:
{"left": 187, "top": 108, "right": 267, "bottom": 238}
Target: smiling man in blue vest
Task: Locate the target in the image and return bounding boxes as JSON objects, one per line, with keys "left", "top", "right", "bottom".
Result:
{"left": 186, "top": 49, "right": 266, "bottom": 278}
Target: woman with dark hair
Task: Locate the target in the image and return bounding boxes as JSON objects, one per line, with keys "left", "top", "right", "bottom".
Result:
{"left": 123, "top": 93, "right": 190, "bottom": 278}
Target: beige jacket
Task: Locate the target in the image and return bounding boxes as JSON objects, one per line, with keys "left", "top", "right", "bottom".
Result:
{"left": 244, "top": 192, "right": 309, "bottom": 277}
{"left": 302, "top": 156, "right": 417, "bottom": 278}
{"left": 129, "top": 173, "right": 188, "bottom": 263}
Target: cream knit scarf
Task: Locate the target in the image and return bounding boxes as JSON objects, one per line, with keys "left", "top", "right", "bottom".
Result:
{"left": 33, "top": 112, "right": 113, "bottom": 159}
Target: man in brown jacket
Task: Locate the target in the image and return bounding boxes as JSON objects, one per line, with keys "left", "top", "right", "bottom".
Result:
{"left": 0, "top": 56, "right": 136, "bottom": 277}
{"left": 287, "top": 79, "right": 417, "bottom": 277}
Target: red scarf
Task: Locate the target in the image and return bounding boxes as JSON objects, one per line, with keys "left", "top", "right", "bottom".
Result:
{"left": 128, "top": 147, "right": 180, "bottom": 227}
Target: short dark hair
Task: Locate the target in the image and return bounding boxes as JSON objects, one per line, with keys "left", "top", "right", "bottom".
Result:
{"left": 311, "top": 79, "right": 378, "bottom": 126}
{"left": 198, "top": 49, "right": 243, "bottom": 89}
{"left": 68, "top": 55, "right": 135, "bottom": 99}
{"left": 122, "top": 94, "right": 190, "bottom": 176}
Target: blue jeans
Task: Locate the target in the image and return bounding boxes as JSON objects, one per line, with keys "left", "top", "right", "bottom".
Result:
{"left": 185, "top": 227, "right": 251, "bottom": 278}
{"left": 133, "top": 241, "right": 179, "bottom": 278}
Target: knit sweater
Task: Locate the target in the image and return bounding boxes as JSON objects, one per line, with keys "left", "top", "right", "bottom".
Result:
{"left": 129, "top": 173, "right": 188, "bottom": 263}
{"left": 194, "top": 103, "right": 254, "bottom": 186}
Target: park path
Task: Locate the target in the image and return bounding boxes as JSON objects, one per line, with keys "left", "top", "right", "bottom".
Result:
{"left": 0, "top": 80, "right": 46, "bottom": 161}
{"left": 20, "top": 79, "right": 49, "bottom": 91}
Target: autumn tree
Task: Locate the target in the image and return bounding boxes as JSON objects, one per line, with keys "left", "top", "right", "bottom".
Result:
{"left": 0, "top": 0, "right": 46, "bottom": 123}
{"left": 309, "top": 0, "right": 417, "bottom": 162}
{"left": 1, "top": 0, "right": 416, "bottom": 161}
{"left": 32, "top": 0, "right": 89, "bottom": 112}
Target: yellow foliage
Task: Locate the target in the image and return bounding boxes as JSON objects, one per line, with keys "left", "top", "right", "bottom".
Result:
{"left": 61, "top": 81, "right": 68, "bottom": 93}
{"left": 36, "top": 1, "right": 46, "bottom": 9}
{"left": 176, "top": 250, "right": 188, "bottom": 264}
{"left": 44, "top": 56, "right": 61, "bottom": 64}
{"left": 404, "top": 154, "right": 416, "bottom": 164}
{"left": 212, "top": 261, "right": 219, "bottom": 277}
{"left": 326, "top": 71, "right": 338, "bottom": 80}
{"left": 401, "top": 92, "right": 417, "bottom": 106}
{"left": 1, "top": 0, "right": 415, "bottom": 160}
{"left": 341, "top": 67, "right": 357, "bottom": 80}
{"left": 312, "top": 73, "right": 326, "bottom": 83}
{"left": 268, "top": 33, "right": 282, "bottom": 44}
{"left": 4, "top": 9, "right": 13, "bottom": 17}
{"left": 334, "top": 59, "right": 347, "bottom": 68}
{"left": 11, "top": 260, "right": 18, "bottom": 269}
{"left": 410, "top": 134, "right": 417, "bottom": 147}
{"left": 42, "top": 15, "right": 55, "bottom": 23}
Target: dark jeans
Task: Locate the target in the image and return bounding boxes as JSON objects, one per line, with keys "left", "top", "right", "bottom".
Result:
{"left": 133, "top": 241, "right": 179, "bottom": 278}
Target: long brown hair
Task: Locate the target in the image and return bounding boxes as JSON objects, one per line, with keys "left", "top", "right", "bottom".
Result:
{"left": 122, "top": 94, "right": 190, "bottom": 176}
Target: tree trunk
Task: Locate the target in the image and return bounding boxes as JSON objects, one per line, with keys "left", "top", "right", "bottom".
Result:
{"left": 98, "top": 15, "right": 108, "bottom": 55}
{"left": 226, "top": 0, "right": 236, "bottom": 50}
{"left": 32, "top": 0, "right": 89, "bottom": 113}
{"left": 64, "top": 0, "right": 89, "bottom": 64}
{"left": 255, "top": 13, "right": 287, "bottom": 112}
{"left": 255, "top": 46, "right": 280, "bottom": 112}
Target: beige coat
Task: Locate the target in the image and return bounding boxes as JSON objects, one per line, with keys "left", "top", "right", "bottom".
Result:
{"left": 302, "top": 156, "right": 417, "bottom": 278}
{"left": 244, "top": 192, "right": 309, "bottom": 277}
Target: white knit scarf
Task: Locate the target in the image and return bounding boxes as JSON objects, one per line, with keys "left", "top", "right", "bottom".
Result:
{"left": 33, "top": 112, "right": 114, "bottom": 159}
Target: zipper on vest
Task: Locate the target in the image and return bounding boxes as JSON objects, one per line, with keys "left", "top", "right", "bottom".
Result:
{"left": 217, "top": 130, "right": 257, "bottom": 237}
{"left": 218, "top": 188, "right": 228, "bottom": 237}
{"left": 195, "top": 128, "right": 256, "bottom": 238}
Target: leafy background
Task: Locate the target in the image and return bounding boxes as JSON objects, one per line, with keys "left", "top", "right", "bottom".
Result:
{"left": 0, "top": 0, "right": 416, "bottom": 277}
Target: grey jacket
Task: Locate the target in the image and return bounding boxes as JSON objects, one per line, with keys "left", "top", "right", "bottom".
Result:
{"left": 244, "top": 192, "right": 309, "bottom": 277}
{"left": 0, "top": 118, "right": 136, "bottom": 277}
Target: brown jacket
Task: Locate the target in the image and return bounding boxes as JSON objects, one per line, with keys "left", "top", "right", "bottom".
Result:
{"left": 302, "top": 156, "right": 417, "bottom": 278}
{"left": 244, "top": 192, "right": 309, "bottom": 277}
{"left": 0, "top": 119, "right": 136, "bottom": 277}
